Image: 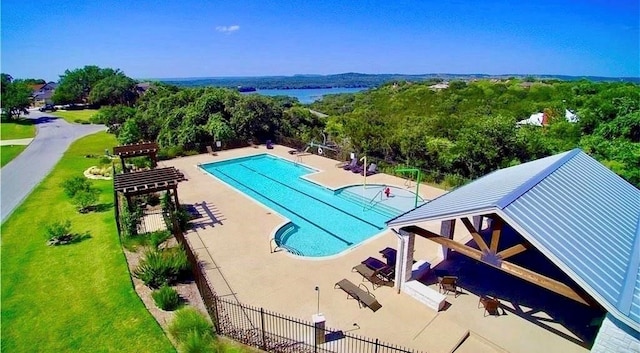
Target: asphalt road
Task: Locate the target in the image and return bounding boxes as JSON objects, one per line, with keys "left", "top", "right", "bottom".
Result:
{"left": 1, "top": 111, "right": 105, "bottom": 222}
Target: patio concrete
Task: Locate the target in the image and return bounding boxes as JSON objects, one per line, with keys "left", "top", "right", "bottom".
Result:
{"left": 161, "top": 144, "right": 594, "bottom": 353}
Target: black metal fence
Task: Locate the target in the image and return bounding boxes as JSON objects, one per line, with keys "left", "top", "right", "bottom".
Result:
{"left": 167, "top": 214, "right": 425, "bottom": 353}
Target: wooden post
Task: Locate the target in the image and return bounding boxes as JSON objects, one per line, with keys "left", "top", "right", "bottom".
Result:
{"left": 172, "top": 187, "right": 180, "bottom": 208}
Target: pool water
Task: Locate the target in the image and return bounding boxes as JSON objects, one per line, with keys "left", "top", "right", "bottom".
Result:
{"left": 200, "top": 154, "right": 410, "bottom": 257}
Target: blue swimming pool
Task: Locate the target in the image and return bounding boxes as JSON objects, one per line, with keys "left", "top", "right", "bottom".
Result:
{"left": 200, "top": 154, "right": 408, "bottom": 257}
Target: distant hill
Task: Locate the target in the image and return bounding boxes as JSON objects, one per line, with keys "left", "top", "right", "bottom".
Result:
{"left": 157, "top": 72, "right": 639, "bottom": 89}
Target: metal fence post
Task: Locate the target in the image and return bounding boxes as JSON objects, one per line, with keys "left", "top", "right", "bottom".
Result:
{"left": 260, "top": 308, "right": 267, "bottom": 351}
{"left": 375, "top": 338, "right": 379, "bottom": 353}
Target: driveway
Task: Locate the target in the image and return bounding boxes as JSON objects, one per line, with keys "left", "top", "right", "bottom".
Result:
{"left": 0, "top": 111, "right": 105, "bottom": 222}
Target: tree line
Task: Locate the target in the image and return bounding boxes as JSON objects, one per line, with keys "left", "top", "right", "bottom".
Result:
{"left": 311, "top": 79, "right": 639, "bottom": 187}
{"left": 3, "top": 65, "right": 638, "bottom": 188}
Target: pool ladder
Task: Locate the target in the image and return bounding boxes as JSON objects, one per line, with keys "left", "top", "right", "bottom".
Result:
{"left": 269, "top": 238, "right": 303, "bottom": 256}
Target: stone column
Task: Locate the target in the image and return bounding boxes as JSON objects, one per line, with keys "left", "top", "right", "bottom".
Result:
{"left": 439, "top": 219, "right": 456, "bottom": 260}
{"left": 312, "top": 313, "right": 326, "bottom": 345}
{"left": 394, "top": 229, "right": 415, "bottom": 291}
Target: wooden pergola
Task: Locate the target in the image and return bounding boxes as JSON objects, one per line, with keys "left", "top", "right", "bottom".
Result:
{"left": 113, "top": 141, "right": 159, "bottom": 171}
{"left": 397, "top": 214, "right": 592, "bottom": 306}
{"left": 114, "top": 167, "right": 184, "bottom": 210}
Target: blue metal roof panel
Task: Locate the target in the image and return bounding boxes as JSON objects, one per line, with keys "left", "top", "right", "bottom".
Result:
{"left": 387, "top": 150, "right": 572, "bottom": 226}
{"left": 503, "top": 152, "right": 640, "bottom": 327}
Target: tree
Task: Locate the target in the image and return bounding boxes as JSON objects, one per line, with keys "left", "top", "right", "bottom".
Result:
{"left": 52, "top": 65, "right": 119, "bottom": 104}
{"left": 88, "top": 73, "right": 137, "bottom": 106}
{"left": 118, "top": 119, "right": 142, "bottom": 144}
{"left": 1, "top": 74, "right": 32, "bottom": 120}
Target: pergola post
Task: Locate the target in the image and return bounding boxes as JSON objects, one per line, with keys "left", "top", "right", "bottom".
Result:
{"left": 172, "top": 187, "right": 180, "bottom": 208}
{"left": 120, "top": 157, "right": 126, "bottom": 174}
{"left": 125, "top": 195, "right": 133, "bottom": 211}
{"left": 439, "top": 219, "right": 456, "bottom": 260}
{"left": 150, "top": 151, "right": 158, "bottom": 168}
{"left": 394, "top": 229, "right": 415, "bottom": 292}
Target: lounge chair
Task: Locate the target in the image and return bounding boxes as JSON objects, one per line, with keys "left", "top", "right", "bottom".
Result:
{"left": 334, "top": 279, "right": 382, "bottom": 312}
{"left": 352, "top": 264, "right": 388, "bottom": 289}
{"left": 362, "top": 257, "right": 394, "bottom": 281}
{"left": 343, "top": 158, "right": 358, "bottom": 170}
{"left": 206, "top": 145, "right": 217, "bottom": 156}
{"left": 438, "top": 276, "right": 459, "bottom": 297}
{"left": 379, "top": 247, "right": 397, "bottom": 267}
{"left": 360, "top": 163, "right": 378, "bottom": 176}
{"left": 478, "top": 296, "right": 501, "bottom": 316}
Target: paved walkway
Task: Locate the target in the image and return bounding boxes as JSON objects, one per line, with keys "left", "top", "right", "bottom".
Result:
{"left": 0, "top": 112, "right": 105, "bottom": 222}
{"left": 0, "top": 138, "right": 34, "bottom": 146}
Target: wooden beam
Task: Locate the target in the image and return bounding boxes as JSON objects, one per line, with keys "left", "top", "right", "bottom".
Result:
{"left": 460, "top": 217, "right": 490, "bottom": 253}
{"left": 489, "top": 217, "right": 503, "bottom": 252}
{"left": 497, "top": 244, "right": 527, "bottom": 260}
{"left": 402, "top": 225, "right": 590, "bottom": 306}
{"left": 403, "top": 225, "right": 484, "bottom": 261}
{"left": 501, "top": 262, "right": 589, "bottom": 305}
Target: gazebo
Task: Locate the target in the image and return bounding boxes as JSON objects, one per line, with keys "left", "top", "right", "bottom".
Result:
{"left": 387, "top": 148, "right": 639, "bottom": 352}
{"left": 113, "top": 141, "right": 159, "bottom": 171}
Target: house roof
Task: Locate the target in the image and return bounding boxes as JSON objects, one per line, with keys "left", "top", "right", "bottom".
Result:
{"left": 516, "top": 109, "right": 578, "bottom": 126}
{"left": 387, "top": 149, "right": 640, "bottom": 331}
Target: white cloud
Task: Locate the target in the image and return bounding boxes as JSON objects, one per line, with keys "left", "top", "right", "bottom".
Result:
{"left": 215, "top": 25, "right": 240, "bottom": 34}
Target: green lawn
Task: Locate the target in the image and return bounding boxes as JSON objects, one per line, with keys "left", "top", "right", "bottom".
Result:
{"left": 1, "top": 145, "right": 27, "bottom": 167}
{"left": 52, "top": 109, "right": 99, "bottom": 124}
{"left": 1, "top": 132, "right": 174, "bottom": 353}
{"left": 1, "top": 119, "right": 36, "bottom": 140}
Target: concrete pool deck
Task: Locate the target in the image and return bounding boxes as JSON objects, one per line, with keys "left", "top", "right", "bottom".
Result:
{"left": 161, "top": 145, "right": 592, "bottom": 353}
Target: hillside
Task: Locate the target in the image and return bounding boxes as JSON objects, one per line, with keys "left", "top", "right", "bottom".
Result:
{"left": 159, "top": 73, "right": 640, "bottom": 90}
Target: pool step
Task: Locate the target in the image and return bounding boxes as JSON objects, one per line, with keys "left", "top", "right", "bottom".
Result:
{"left": 336, "top": 190, "right": 400, "bottom": 219}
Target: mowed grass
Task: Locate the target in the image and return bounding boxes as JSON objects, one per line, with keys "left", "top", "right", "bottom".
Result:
{"left": 52, "top": 109, "right": 99, "bottom": 123}
{"left": 1, "top": 119, "right": 36, "bottom": 140}
{"left": 1, "top": 132, "right": 174, "bottom": 353}
{"left": 1, "top": 145, "right": 27, "bottom": 167}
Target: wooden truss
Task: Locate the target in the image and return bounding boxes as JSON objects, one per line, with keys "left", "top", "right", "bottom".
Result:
{"left": 401, "top": 215, "right": 590, "bottom": 305}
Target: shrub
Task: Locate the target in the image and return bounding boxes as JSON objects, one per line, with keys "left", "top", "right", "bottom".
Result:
{"left": 97, "top": 155, "right": 112, "bottom": 166}
{"left": 443, "top": 173, "right": 467, "bottom": 189}
{"left": 152, "top": 285, "right": 181, "bottom": 311}
{"left": 175, "top": 207, "right": 192, "bottom": 232}
{"left": 130, "top": 156, "right": 151, "bottom": 169}
{"left": 150, "top": 230, "right": 172, "bottom": 248}
{"left": 168, "top": 308, "right": 214, "bottom": 343}
{"left": 180, "top": 331, "right": 219, "bottom": 353}
{"left": 62, "top": 176, "right": 92, "bottom": 198}
{"left": 45, "top": 220, "right": 73, "bottom": 245}
{"left": 145, "top": 193, "right": 161, "bottom": 207}
{"left": 73, "top": 188, "right": 100, "bottom": 213}
{"left": 121, "top": 204, "right": 143, "bottom": 237}
{"left": 133, "top": 246, "right": 190, "bottom": 288}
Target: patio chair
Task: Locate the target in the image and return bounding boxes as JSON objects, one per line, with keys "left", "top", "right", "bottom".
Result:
{"left": 360, "top": 163, "right": 378, "bottom": 176}
{"left": 438, "top": 276, "right": 459, "bottom": 297}
{"left": 362, "top": 257, "right": 395, "bottom": 281}
{"left": 352, "top": 264, "right": 389, "bottom": 289}
{"left": 266, "top": 140, "right": 274, "bottom": 149}
{"left": 343, "top": 158, "right": 358, "bottom": 170}
{"left": 334, "top": 279, "right": 382, "bottom": 312}
{"left": 478, "top": 296, "right": 501, "bottom": 317}
{"left": 206, "top": 145, "right": 217, "bottom": 156}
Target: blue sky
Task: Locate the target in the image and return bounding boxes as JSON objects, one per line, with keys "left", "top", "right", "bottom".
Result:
{"left": 2, "top": 1, "right": 638, "bottom": 81}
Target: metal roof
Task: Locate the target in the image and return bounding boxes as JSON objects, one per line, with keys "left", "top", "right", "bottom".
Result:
{"left": 387, "top": 149, "right": 640, "bottom": 331}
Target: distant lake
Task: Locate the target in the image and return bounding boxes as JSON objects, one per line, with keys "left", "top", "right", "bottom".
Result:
{"left": 243, "top": 87, "right": 367, "bottom": 104}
